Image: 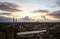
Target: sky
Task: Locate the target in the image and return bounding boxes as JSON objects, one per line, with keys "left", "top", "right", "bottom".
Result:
{"left": 0, "top": 0, "right": 60, "bottom": 22}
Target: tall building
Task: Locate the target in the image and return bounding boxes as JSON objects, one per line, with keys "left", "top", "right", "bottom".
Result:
{"left": 23, "top": 16, "right": 31, "bottom": 20}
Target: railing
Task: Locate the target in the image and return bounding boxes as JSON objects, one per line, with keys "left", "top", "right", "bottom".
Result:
{"left": 17, "top": 30, "right": 46, "bottom": 35}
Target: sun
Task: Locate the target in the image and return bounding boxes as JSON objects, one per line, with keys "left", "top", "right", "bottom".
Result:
{"left": 11, "top": 9, "right": 59, "bottom": 21}
{"left": 11, "top": 10, "right": 42, "bottom": 18}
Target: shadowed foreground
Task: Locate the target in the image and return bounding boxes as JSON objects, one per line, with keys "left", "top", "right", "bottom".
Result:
{"left": 0, "top": 22, "right": 60, "bottom": 39}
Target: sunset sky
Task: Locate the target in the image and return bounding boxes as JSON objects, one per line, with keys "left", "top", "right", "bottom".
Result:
{"left": 0, "top": 0, "right": 60, "bottom": 22}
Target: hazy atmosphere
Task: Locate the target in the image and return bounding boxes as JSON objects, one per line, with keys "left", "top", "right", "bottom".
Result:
{"left": 0, "top": 0, "right": 60, "bottom": 22}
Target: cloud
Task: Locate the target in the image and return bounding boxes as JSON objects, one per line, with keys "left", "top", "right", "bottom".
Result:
{"left": 52, "top": 10, "right": 60, "bottom": 18}
{"left": 47, "top": 10, "right": 60, "bottom": 19}
{"left": 50, "top": 1, "right": 60, "bottom": 8}
{"left": 32, "top": 9, "right": 49, "bottom": 13}
{"left": 0, "top": 2, "right": 22, "bottom": 12}
{"left": 0, "top": 16, "right": 12, "bottom": 22}
{"left": 0, "top": 13, "right": 11, "bottom": 15}
{"left": 31, "top": 9, "right": 60, "bottom": 20}
{"left": 56, "top": 1, "right": 60, "bottom": 6}
{"left": 15, "top": 0, "right": 24, "bottom": 2}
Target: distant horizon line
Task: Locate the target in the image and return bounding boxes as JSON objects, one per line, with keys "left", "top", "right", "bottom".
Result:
{"left": 0, "top": 21, "right": 60, "bottom": 23}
